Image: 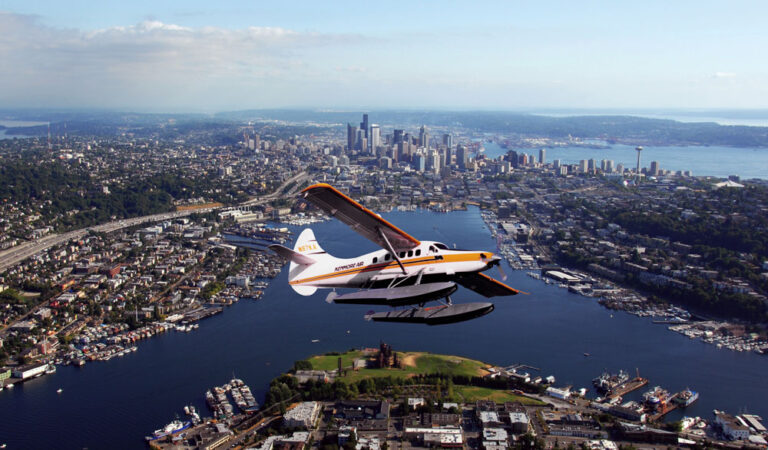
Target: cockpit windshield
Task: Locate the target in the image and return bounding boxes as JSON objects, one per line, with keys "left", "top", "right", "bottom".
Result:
{"left": 434, "top": 243, "right": 448, "bottom": 250}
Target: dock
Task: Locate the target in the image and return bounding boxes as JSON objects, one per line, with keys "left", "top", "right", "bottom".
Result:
{"left": 608, "top": 377, "right": 649, "bottom": 399}
{"left": 649, "top": 393, "right": 681, "bottom": 421}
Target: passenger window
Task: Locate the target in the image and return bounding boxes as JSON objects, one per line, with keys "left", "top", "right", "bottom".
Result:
{"left": 408, "top": 250, "right": 413, "bottom": 257}
{"left": 399, "top": 251, "right": 405, "bottom": 258}
{"left": 385, "top": 254, "right": 390, "bottom": 261}
{"left": 373, "top": 257, "right": 378, "bottom": 263}
{"left": 416, "top": 249, "right": 421, "bottom": 256}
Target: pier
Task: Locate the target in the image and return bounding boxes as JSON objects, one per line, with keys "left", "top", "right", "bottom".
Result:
{"left": 608, "top": 377, "right": 649, "bottom": 399}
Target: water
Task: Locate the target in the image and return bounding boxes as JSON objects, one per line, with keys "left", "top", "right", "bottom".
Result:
{"left": 481, "top": 141, "right": 768, "bottom": 180}
{"left": 1, "top": 208, "right": 766, "bottom": 448}
{"left": 0, "top": 120, "right": 45, "bottom": 140}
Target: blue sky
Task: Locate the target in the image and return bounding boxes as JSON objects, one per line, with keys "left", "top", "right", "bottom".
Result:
{"left": 1, "top": 1, "right": 766, "bottom": 111}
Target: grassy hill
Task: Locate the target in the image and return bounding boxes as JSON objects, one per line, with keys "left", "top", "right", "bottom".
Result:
{"left": 305, "top": 350, "right": 544, "bottom": 406}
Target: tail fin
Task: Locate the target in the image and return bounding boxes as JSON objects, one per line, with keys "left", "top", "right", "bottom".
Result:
{"left": 288, "top": 228, "right": 326, "bottom": 296}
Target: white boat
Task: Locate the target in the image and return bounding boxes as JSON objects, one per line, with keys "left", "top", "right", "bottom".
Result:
{"left": 57, "top": 388, "right": 63, "bottom": 394}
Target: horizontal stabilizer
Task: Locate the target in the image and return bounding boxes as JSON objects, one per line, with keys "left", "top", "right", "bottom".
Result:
{"left": 268, "top": 244, "right": 316, "bottom": 265}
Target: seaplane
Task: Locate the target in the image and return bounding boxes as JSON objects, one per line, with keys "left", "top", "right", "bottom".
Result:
{"left": 269, "top": 183, "right": 522, "bottom": 324}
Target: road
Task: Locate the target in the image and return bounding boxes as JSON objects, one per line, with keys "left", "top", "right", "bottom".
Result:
{"left": 0, "top": 170, "right": 308, "bottom": 273}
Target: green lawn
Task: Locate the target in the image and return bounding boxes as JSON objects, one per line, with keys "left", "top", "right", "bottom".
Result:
{"left": 308, "top": 350, "right": 365, "bottom": 371}
{"left": 455, "top": 386, "right": 545, "bottom": 405}
{"left": 307, "top": 350, "right": 489, "bottom": 381}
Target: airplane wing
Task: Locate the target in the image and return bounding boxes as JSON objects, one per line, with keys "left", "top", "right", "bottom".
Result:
{"left": 301, "top": 183, "right": 420, "bottom": 250}
{"left": 456, "top": 272, "right": 520, "bottom": 297}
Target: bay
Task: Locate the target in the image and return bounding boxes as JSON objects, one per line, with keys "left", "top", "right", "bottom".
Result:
{"left": 1, "top": 207, "right": 766, "bottom": 449}
{"left": 481, "top": 141, "right": 768, "bottom": 180}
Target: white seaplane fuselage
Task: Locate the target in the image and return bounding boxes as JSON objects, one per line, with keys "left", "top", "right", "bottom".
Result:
{"left": 288, "top": 229, "right": 498, "bottom": 296}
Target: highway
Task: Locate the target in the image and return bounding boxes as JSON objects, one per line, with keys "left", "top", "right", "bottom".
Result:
{"left": 0, "top": 170, "right": 308, "bottom": 274}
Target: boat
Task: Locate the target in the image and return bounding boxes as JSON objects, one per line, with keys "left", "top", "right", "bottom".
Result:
{"left": 674, "top": 388, "right": 699, "bottom": 407}
{"left": 45, "top": 364, "right": 56, "bottom": 375}
{"left": 311, "top": 339, "right": 320, "bottom": 343}
{"left": 57, "top": 388, "right": 63, "bottom": 394}
{"left": 593, "top": 370, "right": 629, "bottom": 393}
{"left": 145, "top": 420, "right": 191, "bottom": 441}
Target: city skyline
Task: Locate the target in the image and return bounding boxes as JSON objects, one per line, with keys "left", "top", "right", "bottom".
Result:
{"left": 2, "top": 1, "right": 768, "bottom": 111}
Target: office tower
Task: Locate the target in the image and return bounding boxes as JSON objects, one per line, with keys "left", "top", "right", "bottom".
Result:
{"left": 587, "top": 158, "right": 596, "bottom": 173}
{"left": 369, "top": 124, "right": 381, "bottom": 153}
{"left": 347, "top": 124, "right": 358, "bottom": 152}
{"left": 394, "top": 129, "right": 404, "bottom": 144}
{"left": 360, "top": 114, "right": 369, "bottom": 139}
{"left": 539, "top": 148, "right": 546, "bottom": 165}
{"left": 553, "top": 159, "right": 561, "bottom": 169}
{"left": 530, "top": 155, "right": 537, "bottom": 166}
{"left": 519, "top": 153, "right": 528, "bottom": 166}
{"left": 442, "top": 133, "right": 453, "bottom": 148}
{"left": 559, "top": 166, "right": 568, "bottom": 176}
{"left": 605, "top": 160, "right": 614, "bottom": 173}
{"left": 441, "top": 147, "right": 451, "bottom": 167}
{"left": 456, "top": 144, "right": 467, "bottom": 170}
{"left": 617, "top": 163, "right": 625, "bottom": 174}
{"left": 650, "top": 161, "right": 660, "bottom": 176}
{"left": 413, "top": 153, "right": 426, "bottom": 172}
{"left": 579, "top": 160, "right": 588, "bottom": 173}
{"left": 507, "top": 150, "right": 519, "bottom": 167}
{"left": 419, "top": 125, "right": 429, "bottom": 149}
{"left": 379, "top": 156, "right": 392, "bottom": 169}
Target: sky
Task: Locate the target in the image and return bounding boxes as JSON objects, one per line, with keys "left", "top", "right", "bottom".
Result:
{"left": 1, "top": 0, "right": 767, "bottom": 112}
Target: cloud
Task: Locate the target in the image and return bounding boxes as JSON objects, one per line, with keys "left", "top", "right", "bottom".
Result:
{"left": 712, "top": 72, "right": 736, "bottom": 78}
{"left": 0, "top": 12, "right": 365, "bottom": 109}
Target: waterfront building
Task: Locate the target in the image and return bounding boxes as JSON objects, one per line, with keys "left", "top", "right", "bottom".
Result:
{"left": 539, "top": 148, "right": 546, "bottom": 165}
{"left": 588, "top": 158, "right": 596, "bottom": 173}
{"left": 283, "top": 402, "right": 320, "bottom": 429}
{"left": 579, "top": 160, "right": 588, "bottom": 173}
{"left": 553, "top": 159, "right": 561, "bottom": 169}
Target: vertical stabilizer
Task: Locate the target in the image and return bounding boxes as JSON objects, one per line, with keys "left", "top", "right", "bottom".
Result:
{"left": 288, "top": 228, "right": 325, "bottom": 296}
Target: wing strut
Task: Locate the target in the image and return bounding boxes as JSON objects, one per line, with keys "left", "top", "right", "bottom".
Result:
{"left": 377, "top": 227, "right": 407, "bottom": 274}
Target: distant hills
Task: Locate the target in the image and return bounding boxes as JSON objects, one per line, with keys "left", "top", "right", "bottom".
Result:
{"left": 2, "top": 109, "right": 768, "bottom": 147}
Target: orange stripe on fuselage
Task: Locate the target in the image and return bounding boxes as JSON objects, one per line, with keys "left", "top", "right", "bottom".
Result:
{"left": 289, "top": 252, "right": 485, "bottom": 285}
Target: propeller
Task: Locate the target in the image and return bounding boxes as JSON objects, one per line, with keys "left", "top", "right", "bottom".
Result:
{"left": 482, "top": 253, "right": 508, "bottom": 281}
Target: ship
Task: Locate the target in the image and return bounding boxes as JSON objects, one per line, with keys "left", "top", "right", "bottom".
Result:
{"left": 642, "top": 386, "right": 669, "bottom": 406}
{"left": 673, "top": 388, "right": 699, "bottom": 407}
{"left": 592, "top": 370, "right": 629, "bottom": 393}
{"left": 145, "top": 420, "right": 191, "bottom": 441}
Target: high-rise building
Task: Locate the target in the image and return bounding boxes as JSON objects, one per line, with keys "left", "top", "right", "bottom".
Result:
{"left": 650, "top": 161, "right": 660, "bottom": 176}
{"left": 456, "top": 145, "right": 467, "bottom": 170}
{"left": 413, "top": 153, "right": 426, "bottom": 172}
{"left": 360, "top": 114, "right": 369, "bottom": 139}
{"left": 605, "top": 160, "right": 615, "bottom": 173}
{"left": 588, "top": 158, "right": 596, "bottom": 173}
{"left": 347, "top": 124, "right": 358, "bottom": 152}
{"left": 369, "top": 124, "right": 381, "bottom": 153}
{"left": 553, "top": 159, "right": 561, "bottom": 169}
{"left": 419, "top": 125, "right": 429, "bottom": 149}
{"left": 507, "top": 150, "right": 519, "bottom": 167}
{"left": 393, "top": 129, "right": 404, "bottom": 144}
{"left": 539, "top": 148, "right": 546, "bottom": 165}
{"left": 579, "top": 160, "right": 588, "bottom": 173}
{"left": 442, "top": 133, "right": 453, "bottom": 148}
{"left": 617, "top": 163, "right": 625, "bottom": 174}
